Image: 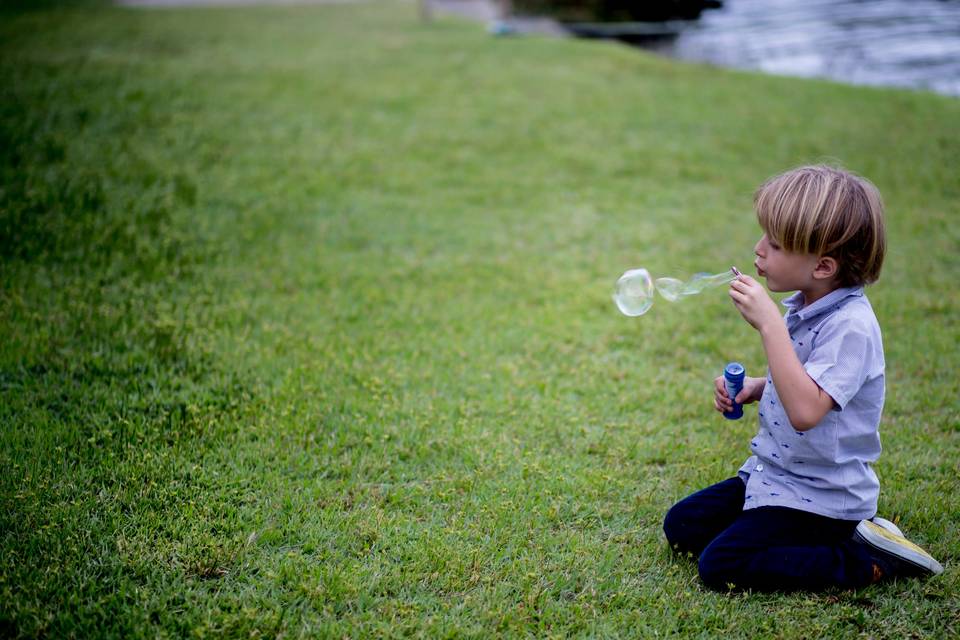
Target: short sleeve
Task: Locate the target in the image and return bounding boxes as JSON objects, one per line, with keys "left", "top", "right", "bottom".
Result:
{"left": 803, "top": 316, "right": 875, "bottom": 410}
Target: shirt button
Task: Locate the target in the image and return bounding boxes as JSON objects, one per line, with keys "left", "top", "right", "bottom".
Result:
{"left": 755, "top": 464, "right": 764, "bottom": 472}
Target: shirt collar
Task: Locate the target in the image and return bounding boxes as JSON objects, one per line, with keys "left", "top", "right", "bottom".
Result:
{"left": 782, "top": 286, "right": 864, "bottom": 321}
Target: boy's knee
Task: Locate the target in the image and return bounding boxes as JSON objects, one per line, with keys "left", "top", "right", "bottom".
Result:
{"left": 662, "top": 503, "right": 682, "bottom": 546}
{"left": 697, "top": 540, "right": 743, "bottom": 591}
{"left": 663, "top": 502, "right": 694, "bottom": 553}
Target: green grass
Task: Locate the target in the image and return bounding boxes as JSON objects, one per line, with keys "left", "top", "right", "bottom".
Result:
{"left": 1, "top": 2, "right": 958, "bottom": 637}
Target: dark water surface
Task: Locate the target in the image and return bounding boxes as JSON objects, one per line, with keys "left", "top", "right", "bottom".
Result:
{"left": 644, "top": 0, "right": 960, "bottom": 97}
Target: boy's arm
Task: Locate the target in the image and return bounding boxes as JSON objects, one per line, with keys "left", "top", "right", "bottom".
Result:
{"left": 756, "top": 321, "right": 835, "bottom": 430}
{"left": 729, "top": 276, "right": 835, "bottom": 430}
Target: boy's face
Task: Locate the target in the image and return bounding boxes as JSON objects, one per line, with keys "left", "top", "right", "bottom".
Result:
{"left": 753, "top": 233, "right": 820, "bottom": 293}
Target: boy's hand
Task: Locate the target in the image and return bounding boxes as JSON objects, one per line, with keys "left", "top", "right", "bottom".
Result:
{"left": 714, "top": 376, "right": 766, "bottom": 414}
{"left": 729, "top": 275, "right": 781, "bottom": 334}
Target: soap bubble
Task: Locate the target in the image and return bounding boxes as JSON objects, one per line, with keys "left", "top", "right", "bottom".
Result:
{"left": 614, "top": 267, "right": 740, "bottom": 317}
{"left": 682, "top": 270, "right": 737, "bottom": 296}
{"left": 681, "top": 272, "right": 712, "bottom": 295}
{"left": 654, "top": 277, "right": 685, "bottom": 302}
{"left": 612, "top": 268, "right": 654, "bottom": 316}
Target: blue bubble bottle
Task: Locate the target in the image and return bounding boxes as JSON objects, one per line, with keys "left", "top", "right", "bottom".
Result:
{"left": 723, "top": 362, "right": 745, "bottom": 420}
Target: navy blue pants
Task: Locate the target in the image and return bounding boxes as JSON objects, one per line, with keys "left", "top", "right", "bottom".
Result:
{"left": 663, "top": 477, "right": 875, "bottom": 591}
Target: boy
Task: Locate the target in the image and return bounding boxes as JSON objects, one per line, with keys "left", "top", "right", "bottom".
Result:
{"left": 663, "top": 165, "right": 944, "bottom": 591}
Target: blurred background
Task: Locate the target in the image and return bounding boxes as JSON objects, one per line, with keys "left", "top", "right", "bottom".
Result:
{"left": 477, "top": 0, "right": 960, "bottom": 96}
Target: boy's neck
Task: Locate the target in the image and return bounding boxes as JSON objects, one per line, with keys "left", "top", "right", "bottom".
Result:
{"left": 799, "top": 280, "right": 843, "bottom": 308}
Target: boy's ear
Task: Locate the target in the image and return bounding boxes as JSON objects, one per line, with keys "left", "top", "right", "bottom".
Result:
{"left": 813, "top": 256, "right": 839, "bottom": 280}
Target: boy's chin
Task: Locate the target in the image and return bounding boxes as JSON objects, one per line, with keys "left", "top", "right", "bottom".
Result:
{"left": 764, "top": 279, "right": 791, "bottom": 293}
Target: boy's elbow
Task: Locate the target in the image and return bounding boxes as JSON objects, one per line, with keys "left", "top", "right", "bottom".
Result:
{"left": 787, "top": 407, "right": 828, "bottom": 431}
{"left": 790, "top": 415, "right": 819, "bottom": 431}
{"left": 787, "top": 388, "right": 835, "bottom": 430}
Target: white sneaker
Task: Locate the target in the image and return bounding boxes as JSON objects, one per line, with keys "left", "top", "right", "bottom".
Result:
{"left": 855, "top": 520, "right": 944, "bottom": 578}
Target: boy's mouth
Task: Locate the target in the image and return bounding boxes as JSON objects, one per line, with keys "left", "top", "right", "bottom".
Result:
{"left": 755, "top": 262, "right": 766, "bottom": 277}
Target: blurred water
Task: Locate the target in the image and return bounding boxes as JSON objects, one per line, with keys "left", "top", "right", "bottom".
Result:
{"left": 648, "top": 0, "right": 960, "bottom": 97}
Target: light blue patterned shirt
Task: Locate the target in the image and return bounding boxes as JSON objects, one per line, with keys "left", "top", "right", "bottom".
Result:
{"left": 738, "top": 286, "right": 885, "bottom": 520}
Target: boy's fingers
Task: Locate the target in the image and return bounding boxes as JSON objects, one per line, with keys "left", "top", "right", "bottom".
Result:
{"left": 731, "top": 277, "right": 760, "bottom": 294}
{"left": 714, "top": 378, "right": 733, "bottom": 412}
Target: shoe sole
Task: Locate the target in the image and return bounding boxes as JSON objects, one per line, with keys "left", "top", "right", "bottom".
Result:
{"left": 855, "top": 521, "right": 944, "bottom": 575}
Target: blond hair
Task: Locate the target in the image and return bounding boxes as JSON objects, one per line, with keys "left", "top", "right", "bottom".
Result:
{"left": 754, "top": 165, "right": 886, "bottom": 286}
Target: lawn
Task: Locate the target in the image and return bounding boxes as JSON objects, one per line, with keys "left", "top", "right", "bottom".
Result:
{"left": 1, "top": 1, "right": 958, "bottom": 637}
